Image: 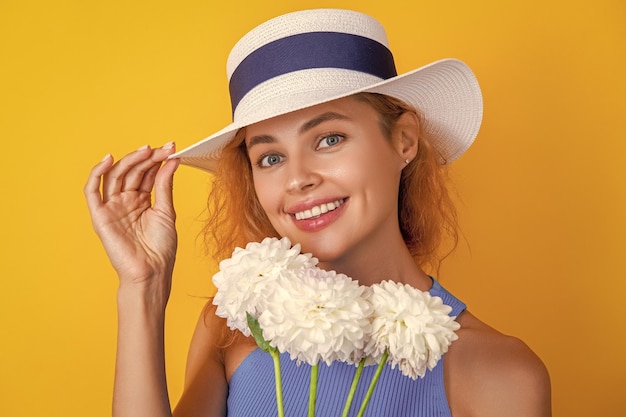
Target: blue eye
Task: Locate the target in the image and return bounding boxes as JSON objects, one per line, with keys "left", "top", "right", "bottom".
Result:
{"left": 318, "top": 134, "right": 344, "bottom": 149}
{"left": 259, "top": 153, "right": 282, "bottom": 167}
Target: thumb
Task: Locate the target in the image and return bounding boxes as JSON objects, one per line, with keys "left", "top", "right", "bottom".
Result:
{"left": 153, "top": 157, "right": 180, "bottom": 217}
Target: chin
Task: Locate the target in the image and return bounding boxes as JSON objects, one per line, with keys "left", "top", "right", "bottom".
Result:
{"left": 279, "top": 230, "right": 352, "bottom": 268}
{"left": 303, "top": 243, "right": 349, "bottom": 270}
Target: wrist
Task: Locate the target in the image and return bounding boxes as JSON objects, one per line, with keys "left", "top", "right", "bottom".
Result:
{"left": 116, "top": 279, "right": 171, "bottom": 317}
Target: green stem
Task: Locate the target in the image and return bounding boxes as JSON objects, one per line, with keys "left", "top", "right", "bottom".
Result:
{"left": 269, "top": 347, "right": 285, "bottom": 417}
{"left": 308, "top": 363, "right": 319, "bottom": 417}
{"left": 356, "top": 351, "right": 389, "bottom": 417}
{"left": 341, "top": 358, "right": 366, "bottom": 417}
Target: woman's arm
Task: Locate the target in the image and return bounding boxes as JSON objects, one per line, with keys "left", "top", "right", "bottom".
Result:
{"left": 114, "top": 286, "right": 172, "bottom": 416}
{"left": 85, "top": 144, "right": 179, "bottom": 417}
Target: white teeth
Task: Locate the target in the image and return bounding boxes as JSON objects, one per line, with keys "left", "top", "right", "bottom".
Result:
{"left": 295, "top": 199, "right": 344, "bottom": 220}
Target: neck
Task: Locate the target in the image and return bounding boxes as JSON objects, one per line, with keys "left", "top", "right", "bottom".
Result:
{"left": 318, "top": 236, "right": 432, "bottom": 291}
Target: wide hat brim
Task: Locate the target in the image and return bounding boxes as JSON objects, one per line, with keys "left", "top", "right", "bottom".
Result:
{"left": 171, "top": 57, "right": 482, "bottom": 172}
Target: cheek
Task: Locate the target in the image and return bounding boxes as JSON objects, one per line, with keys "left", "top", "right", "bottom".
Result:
{"left": 352, "top": 145, "right": 400, "bottom": 181}
{"left": 252, "top": 177, "right": 288, "bottom": 236}
{"left": 359, "top": 158, "right": 403, "bottom": 202}
{"left": 252, "top": 175, "right": 276, "bottom": 214}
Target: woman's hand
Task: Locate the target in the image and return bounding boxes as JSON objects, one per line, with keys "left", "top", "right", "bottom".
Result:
{"left": 84, "top": 143, "right": 180, "bottom": 304}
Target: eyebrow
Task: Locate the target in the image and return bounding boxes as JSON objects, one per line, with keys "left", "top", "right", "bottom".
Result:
{"left": 247, "top": 111, "right": 351, "bottom": 150}
{"left": 298, "top": 111, "right": 351, "bottom": 134}
{"left": 246, "top": 134, "right": 275, "bottom": 150}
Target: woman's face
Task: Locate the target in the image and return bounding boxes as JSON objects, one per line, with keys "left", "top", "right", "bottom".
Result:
{"left": 245, "top": 96, "right": 407, "bottom": 266}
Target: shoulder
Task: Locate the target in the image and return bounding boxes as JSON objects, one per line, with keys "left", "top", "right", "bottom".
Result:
{"left": 173, "top": 301, "right": 229, "bottom": 417}
{"left": 445, "top": 310, "right": 552, "bottom": 417}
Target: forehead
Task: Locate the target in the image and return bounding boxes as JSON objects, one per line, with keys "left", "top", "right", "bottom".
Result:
{"left": 244, "top": 96, "right": 375, "bottom": 139}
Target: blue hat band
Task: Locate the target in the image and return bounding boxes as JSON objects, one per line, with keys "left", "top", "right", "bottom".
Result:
{"left": 228, "top": 31, "right": 398, "bottom": 117}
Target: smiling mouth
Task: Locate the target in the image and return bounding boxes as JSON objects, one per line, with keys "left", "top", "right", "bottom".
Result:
{"left": 294, "top": 199, "right": 346, "bottom": 220}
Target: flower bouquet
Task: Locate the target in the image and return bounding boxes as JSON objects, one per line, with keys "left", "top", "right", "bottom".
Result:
{"left": 212, "top": 237, "right": 460, "bottom": 417}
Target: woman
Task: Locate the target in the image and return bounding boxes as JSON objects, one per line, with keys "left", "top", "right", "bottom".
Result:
{"left": 84, "top": 9, "right": 551, "bottom": 417}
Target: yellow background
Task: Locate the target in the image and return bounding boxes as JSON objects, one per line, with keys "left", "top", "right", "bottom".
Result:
{"left": 1, "top": 0, "right": 625, "bottom": 415}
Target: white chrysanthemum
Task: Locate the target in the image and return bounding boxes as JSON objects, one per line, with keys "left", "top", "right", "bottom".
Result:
{"left": 258, "top": 267, "right": 372, "bottom": 366}
{"left": 364, "top": 280, "right": 460, "bottom": 379}
{"left": 212, "top": 237, "right": 318, "bottom": 336}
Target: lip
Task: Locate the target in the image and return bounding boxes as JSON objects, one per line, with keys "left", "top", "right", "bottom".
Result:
{"left": 286, "top": 197, "right": 349, "bottom": 232}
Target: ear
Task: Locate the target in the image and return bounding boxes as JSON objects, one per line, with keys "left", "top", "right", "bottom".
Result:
{"left": 392, "top": 111, "right": 419, "bottom": 165}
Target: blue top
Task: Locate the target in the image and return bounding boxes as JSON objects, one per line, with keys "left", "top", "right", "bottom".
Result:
{"left": 226, "top": 279, "right": 466, "bottom": 417}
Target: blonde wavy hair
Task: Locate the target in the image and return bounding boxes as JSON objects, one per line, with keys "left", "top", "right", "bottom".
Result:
{"left": 203, "top": 93, "right": 459, "bottom": 272}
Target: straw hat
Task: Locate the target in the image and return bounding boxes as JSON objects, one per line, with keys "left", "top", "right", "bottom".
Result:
{"left": 172, "top": 8, "right": 483, "bottom": 171}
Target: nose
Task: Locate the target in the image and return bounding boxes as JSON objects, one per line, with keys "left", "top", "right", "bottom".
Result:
{"left": 285, "top": 158, "right": 321, "bottom": 193}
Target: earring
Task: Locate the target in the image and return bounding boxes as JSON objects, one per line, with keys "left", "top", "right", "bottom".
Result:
{"left": 405, "top": 159, "right": 410, "bottom": 164}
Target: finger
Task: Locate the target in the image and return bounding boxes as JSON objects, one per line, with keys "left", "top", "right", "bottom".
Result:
{"left": 136, "top": 163, "right": 161, "bottom": 193}
{"left": 84, "top": 154, "right": 114, "bottom": 212}
{"left": 101, "top": 145, "right": 153, "bottom": 200}
{"left": 130, "top": 142, "right": 177, "bottom": 193}
{"left": 121, "top": 154, "right": 161, "bottom": 193}
{"left": 153, "top": 157, "right": 180, "bottom": 218}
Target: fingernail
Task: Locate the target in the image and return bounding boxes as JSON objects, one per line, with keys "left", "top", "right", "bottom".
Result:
{"left": 137, "top": 144, "right": 150, "bottom": 151}
{"left": 162, "top": 141, "right": 175, "bottom": 150}
{"left": 101, "top": 153, "right": 112, "bottom": 162}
